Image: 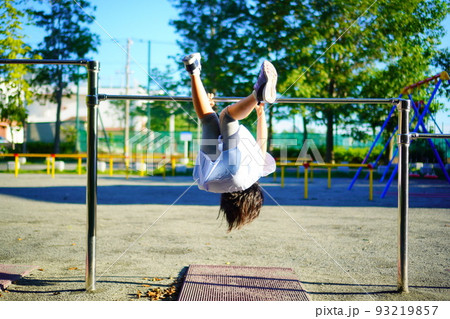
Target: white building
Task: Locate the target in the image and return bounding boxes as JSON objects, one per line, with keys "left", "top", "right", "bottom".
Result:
{"left": 27, "top": 84, "right": 151, "bottom": 130}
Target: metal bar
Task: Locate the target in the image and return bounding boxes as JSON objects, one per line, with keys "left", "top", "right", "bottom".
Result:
{"left": 397, "top": 99, "right": 410, "bottom": 293}
{"left": 85, "top": 61, "right": 100, "bottom": 292}
{"left": 410, "top": 133, "right": 450, "bottom": 139}
{"left": 99, "top": 94, "right": 396, "bottom": 105}
{"left": 427, "top": 112, "right": 450, "bottom": 148}
{"left": 0, "top": 58, "right": 89, "bottom": 66}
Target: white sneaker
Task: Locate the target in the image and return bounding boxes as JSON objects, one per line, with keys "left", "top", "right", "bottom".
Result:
{"left": 182, "top": 53, "right": 202, "bottom": 75}
{"left": 253, "top": 60, "right": 277, "bottom": 103}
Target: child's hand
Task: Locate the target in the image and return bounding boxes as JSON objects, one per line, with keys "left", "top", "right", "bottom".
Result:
{"left": 255, "top": 102, "right": 265, "bottom": 115}
{"left": 207, "top": 93, "right": 215, "bottom": 108}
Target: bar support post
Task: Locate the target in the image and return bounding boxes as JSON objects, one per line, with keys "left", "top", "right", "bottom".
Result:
{"left": 86, "top": 61, "right": 100, "bottom": 292}
{"left": 397, "top": 99, "right": 410, "bottom": 293}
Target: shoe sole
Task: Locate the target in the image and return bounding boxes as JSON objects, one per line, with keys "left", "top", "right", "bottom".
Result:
{"left": 262, "top": 61, "right": 277, "bottom": 104}
{"left": 182, "top": 53, "right": 201, "bottom": 65}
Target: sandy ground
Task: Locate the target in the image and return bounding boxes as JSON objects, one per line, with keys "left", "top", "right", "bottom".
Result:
{"left": 0, "top": 172, "right": 448, "bottom": 301}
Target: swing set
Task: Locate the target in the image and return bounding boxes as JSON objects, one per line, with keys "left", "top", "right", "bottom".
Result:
{"left": 1, "top": 58, "right": 449, "bottom": 296}
{"left": 348, "top": 71, "right": 450, "bottom": 197}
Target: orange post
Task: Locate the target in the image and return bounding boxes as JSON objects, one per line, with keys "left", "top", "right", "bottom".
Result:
{"left": 171, "top": 157, "right": 176, "bottom": 176}
{"left": 140, "top": 157, "right": 145, "bottom": 177}
{"left": 51, "top": 154, "right": 55, "bottom": 178}
{"left": 109, "top": 157, "right": 113, "bottom": 176}
{"left": 46, "top": 156, "right": 50, "bottom": 174}
{"left": 14, "top": 154, "right": 19, "bottom": 177}
{"left": 327, "top": 166, "right": 331, "bottom": 188}
{"left": 125, "top": 156, "right": 130, "bottom": 179}
{"left": 303, "top": 163, "right": 309, "bottom": 199}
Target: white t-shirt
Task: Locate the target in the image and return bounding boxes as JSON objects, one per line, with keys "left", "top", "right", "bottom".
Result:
{"left": 193, "top": 125, "right": 276, "bottom": 193}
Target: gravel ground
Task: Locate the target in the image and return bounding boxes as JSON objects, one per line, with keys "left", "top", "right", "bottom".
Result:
{"left": 0, "top": 173, "right": 448, "bottom": 301}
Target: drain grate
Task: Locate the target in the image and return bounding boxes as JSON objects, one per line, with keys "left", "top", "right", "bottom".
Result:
{"left": 178, "top": 264, "right": 310, "bottom": 301}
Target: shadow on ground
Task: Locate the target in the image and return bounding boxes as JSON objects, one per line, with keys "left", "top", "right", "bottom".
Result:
{"left": 0, "top": 177, "right": 448, "bottom": 208}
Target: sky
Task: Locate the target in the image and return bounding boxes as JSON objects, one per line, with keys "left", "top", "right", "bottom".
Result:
{"left": 19, "top": 0, "right": 450, "bottom": 132}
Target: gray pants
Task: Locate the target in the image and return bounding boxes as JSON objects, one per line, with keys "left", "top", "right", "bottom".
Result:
{"left": 200, "top": 107, "right": 240, "bottom": 161}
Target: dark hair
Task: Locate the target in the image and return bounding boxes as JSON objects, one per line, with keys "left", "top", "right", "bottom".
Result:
{"left": 219, "top": 183, "right": 264, "bottom": 232}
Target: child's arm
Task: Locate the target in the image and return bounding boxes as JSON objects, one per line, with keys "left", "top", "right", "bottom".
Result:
{"left": 255, "top": 103, "right": 267, "bottom": 157}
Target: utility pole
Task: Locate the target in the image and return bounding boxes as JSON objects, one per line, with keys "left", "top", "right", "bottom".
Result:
{"left": 147, "top": 40, "right": 151, "bottom": 132}
{"left": 124, "top": 38, "right": 132, "bottom": 168}
{"left": 146, "top": 40, "right": 153, "bottom": 173}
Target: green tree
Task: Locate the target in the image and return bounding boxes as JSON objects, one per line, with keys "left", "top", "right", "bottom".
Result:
{"left": 254, "top": 0, "right": 448, "bottom": 162}
{"left": 170, "top": 0, "right": 449, "bottom": 163}
{"left": 0, "top": 0, "right": 33, "bottom": 150}
{"left": 135, "top": 66, "right": 187, "bottom": 132}
{"left": 169, "top": 0, "right": 256, "bottom": 98}
{"left": 432, "top": 48, "right": 450, "bottom": 99}
{"left": 29, "top": 0, "right": 99, "bottom": 153}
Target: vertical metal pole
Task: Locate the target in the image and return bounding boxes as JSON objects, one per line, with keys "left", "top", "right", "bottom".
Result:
{"left": 147, "top": 40, "right": 152, "bottom": 132}
{"left": 86, "top": 61, "right": 99, "bottom": 292}
{"left": 327, "top": 166, "right": 331, "bottom": 188}
{"left": 304, "top": 166, "right": 309, "bottom": 199}
{"left": 124, "top": 39, "right": 132, "bottom": 173}
{"left": 397, "top": 99, "right": 410, "bottom": 293}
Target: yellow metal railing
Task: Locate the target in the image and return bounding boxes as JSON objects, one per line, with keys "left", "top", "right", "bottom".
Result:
{"left": 277, "top": 162, "right": 374, "bottom": 201}
{"left": 1, "top": 153, "right": 185, "bottom": 179}
{"left": 3, "top": 153, "right": 373, "bottom": 200}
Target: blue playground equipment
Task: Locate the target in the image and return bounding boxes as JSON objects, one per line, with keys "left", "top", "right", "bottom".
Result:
{"left": 348, "top": 71, "right": 450, "bottom": 197}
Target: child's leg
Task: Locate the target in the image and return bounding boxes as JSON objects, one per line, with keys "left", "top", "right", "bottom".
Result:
{"left": 219, "top": 94, "right": 257, "bottom": 151}
{"left": 191, "top": 74, "right": 216, "bottom": 119}
{"left": 183, "top": 53, "right": 220, "bottom": 160}
{"left": 190, "top": 74, "right": 221, "bottom": 160}
{"left": 226, "top": 94, "right": 258, "bottom": 120}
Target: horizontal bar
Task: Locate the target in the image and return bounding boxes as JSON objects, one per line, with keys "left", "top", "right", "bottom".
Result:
{"left": 411, "top": 133, "right": 450, "bottom": 140}
{"left": 0, "top": 59, "right": 90, "bottom": 66}
{"left": 278, "top": 162, "right": 371, "bottom": 168}
{"left": 99, "top": 94, "right": 397, "bottom": 105}
{"left": 0, "top": 153, "right": 183, "bottom": 160}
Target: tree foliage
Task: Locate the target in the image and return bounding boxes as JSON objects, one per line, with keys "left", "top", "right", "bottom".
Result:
{"left": 133, "top": 65, "right": 191, "bottom": 132}
{"left": 29, "top": 0, "right": 100, "bottom": 153}
{"left": 169, "top": 0, "right": 449, "bottom": 162}
{"left": 0, "top": 0, "right": 33, "bottom": 128}
{"left": 170, "top": 0, "right": 255, "bottom": 97}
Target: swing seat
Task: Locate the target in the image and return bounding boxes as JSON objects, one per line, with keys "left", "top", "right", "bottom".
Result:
{"left": 424, "top": 174, "right": 438, "bottom": 179}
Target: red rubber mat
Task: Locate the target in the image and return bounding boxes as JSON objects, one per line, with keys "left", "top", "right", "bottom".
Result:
{"left": 178, "top": 264, "right": 310, "bottom": 301}
{"left": 0, "top": 264, "right": 38, "bottom": 290}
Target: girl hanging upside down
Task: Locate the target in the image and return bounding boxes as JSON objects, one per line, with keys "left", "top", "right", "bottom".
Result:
{"left": 182, "top": 53, "right": 278, "bottom": 231}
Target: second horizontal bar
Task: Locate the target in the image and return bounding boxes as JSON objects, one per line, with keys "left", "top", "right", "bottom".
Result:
{"left": 411, "top": 133, "right": 450, "bottom": 139}
{"left": 99, "top": 94, "right": 397, "bottom": 105}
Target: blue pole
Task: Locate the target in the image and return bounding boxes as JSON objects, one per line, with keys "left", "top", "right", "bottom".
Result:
{"left": 380, "top": 147, "right": 398, "bottom": 182}
{"left": 381, "top": 163, "right": 398, "bottom": 198}
{"left": 427, "top": 106, "right": 450, "bottom": 148}
{"left": 364, "top": 127, "right": 397, "bottom": 180}
{"left": 379, "top": 111, "right": 419, "bottom": 182}
{"left": 409, "top": 93, "right": 450, "bottom": 183}
{"left": 380, "top": 79, "right": 447, "bottom": 198}
{"left": 348, "top": 101, "right": 398, "bottom": 190}
{"left": 410, "top": 80, "right": 441, "bottom": 134}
